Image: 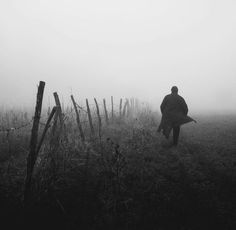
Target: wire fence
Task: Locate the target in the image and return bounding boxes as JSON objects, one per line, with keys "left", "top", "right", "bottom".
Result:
{"left": 0, "top": 119, "right": 33, "bottom": 133}
{"left": 0, "top": 96, "right": 145, "bottom": 136}
{"left": 0, "top": 113, "right": 51, "bottom": 133}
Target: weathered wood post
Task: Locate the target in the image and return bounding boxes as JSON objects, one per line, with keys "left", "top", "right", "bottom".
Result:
{"left": 24, "top": 81, "right": 45, "bottom": 204}
{"left": 86, "top": 99, "right": 95, "bottom": 137}
{"left": 94, "top": 98, "right": 102, "bottom": 139}
{"left": 36, "top": 106, "right": 57, "bottom": 155}
{"left": 47, "top": 106, "right": 51, "bottom": 117}
{"left": 132, "top": 98, "right": 135, "bottom": 114}
{"left": 53, "top": 92, "right": 65, "bottom": 143}
{"left": 122, "top": 99, "right": 128, "bottom": 117}
{"left": 126, "top": 99, "right": 130, "bottom": 117}
{"left": 129, "top": 98, "right": 132, "bottom": 116}
{"left": 135, "top": 98, "right": 138, "bottom": 113}
{"left": 52, "top": 107, "right": 59, "bottom": 135}
{"left": 111, "top": 96, "right": 114, "bottom": 120}
{"left": 131, "top": 98, "right": 134, "bottom": 117}
{"left": 53, "top": 92, "right": 63, "bottom": 126}
{"left": 50, "top": 105, "right": 62, "bottom": 178}
{"left": 71, "top": 95, "right": 85, "bottom": 143}
{"left": 103, "top": 99, "right": 109, "bottom": 124}
{"left": 119, "top": 98, "right": 123, "bottom": 118}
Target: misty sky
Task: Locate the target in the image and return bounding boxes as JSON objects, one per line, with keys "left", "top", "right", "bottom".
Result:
{"left": 0, "top": 0, "right": 236, "bottom": 113}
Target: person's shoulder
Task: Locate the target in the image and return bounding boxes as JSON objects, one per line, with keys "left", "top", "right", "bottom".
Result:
{"left": 177, "top": 95, "right": 186, "bottom": 103}
{"left": 165, "top": 94, "right": 171, "bottom": 98}
{"left": 177, "top": 94, "right": 185, "bottom": 100}
{"left": 162, "top": 94, "right": 171, "bottom": 101}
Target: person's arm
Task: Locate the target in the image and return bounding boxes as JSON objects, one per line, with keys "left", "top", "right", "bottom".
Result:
{"left": 160, "top": 96, "right": 167, "bottom": 114}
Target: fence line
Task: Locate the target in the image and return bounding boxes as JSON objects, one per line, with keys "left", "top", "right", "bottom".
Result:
{"left": 0, "top": 119, "right": 33, "bottom": 133}
{"left": 1, "top": 86, "right": 145, "bottom": 143}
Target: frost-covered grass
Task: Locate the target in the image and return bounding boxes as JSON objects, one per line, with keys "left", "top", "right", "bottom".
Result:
{"left": 0, "top": 109, "right": 236, "bottom": 230}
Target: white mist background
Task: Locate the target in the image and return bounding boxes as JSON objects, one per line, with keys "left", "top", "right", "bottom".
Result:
{"left": 0, "top": 0, "right": 236, "bottom": 113}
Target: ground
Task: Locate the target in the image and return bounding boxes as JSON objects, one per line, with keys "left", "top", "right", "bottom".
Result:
{"left": 0, "top": 110, "right": 236, "bottom": 230}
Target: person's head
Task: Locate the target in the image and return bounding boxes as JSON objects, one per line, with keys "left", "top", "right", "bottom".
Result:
{"left": 171, "top": 86, "right": 178, "bottom": 94}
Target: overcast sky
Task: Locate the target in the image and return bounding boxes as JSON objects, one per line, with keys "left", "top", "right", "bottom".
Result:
{"left": 0, "top": 0, "right": 236, "bottom": 113}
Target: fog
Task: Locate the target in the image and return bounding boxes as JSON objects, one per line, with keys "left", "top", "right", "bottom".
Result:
{"left": 0, "top": 0, "right": 236, "bottom": 114}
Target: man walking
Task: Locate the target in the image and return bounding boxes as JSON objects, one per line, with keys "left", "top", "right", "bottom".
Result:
{"left": 158, "top": 86, "right": 195, "bottom": 146}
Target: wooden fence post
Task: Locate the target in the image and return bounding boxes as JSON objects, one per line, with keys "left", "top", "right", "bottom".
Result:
{"left": 71, "top": 95, "right": 85, "bottom": 143}
{"left": 131, "top": 98, "right": 134, "bottom": 116}
{"left": 50, "top": 106, "right": 61, "bottom": 178}
{"left": 135, "top": 98, "right": 138, "bottom": 113}
{"left": 119, "top": 98, "right": 122, "bottom": 117}
{"left": 94, "top": 98, "right": 102, "bottom": 139}
{"left": 129, "top": 98, "right": 132, "bottom": 116}
{"left": 86, "top": 99, "right": 95, "bottom": 137}
{"left": 47, "top": 106, "right": 51, "bottom": 117}
{"left": 132, "top": 98, "right": 135, "bottom": 114}
{"left": 53, "top": 92, "right": 67, "bottom": 143}
{"left": 126, "top": 99, "right": 130, "bottom": 117}
{"left": 24, "top": 81, "right": 45, "bottom": 204}
{"left": 103, "top": 99, "right": 109, "bottom": 124}
{"left": 111, "top": 96, "right": 114, "bottom": 120}
{"left": 52, "top": 107, "right": 59, "bottom": 135}
{"left": 53, "top": 92, "right": 63, "bottom": 126}
{"left": 122, "top": 99, "right": 128, "bottom": 117}
{"left": 36, "top": 106, "right": 57, "bottom": 155}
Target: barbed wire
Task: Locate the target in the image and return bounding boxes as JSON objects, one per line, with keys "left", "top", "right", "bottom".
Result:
{"left": 0, "top": 101, "right": 141, "bottom": 133}
{"left": 75, "top": 102, "right": 88, "bottom": 113}
{"left": 0, "top": 113, "right": 51, "bottom": 133}
{"left": 0, "top": 118, "right": 33, "bottom": 133}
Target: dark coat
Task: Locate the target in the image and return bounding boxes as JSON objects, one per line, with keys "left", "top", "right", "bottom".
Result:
{"left": 158, "top": 93, "right": 195, "bottom": 138}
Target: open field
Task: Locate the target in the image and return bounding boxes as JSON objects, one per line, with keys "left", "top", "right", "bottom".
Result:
{"left": 1, "top": 1, "right": 236, "bottom": 229}
{"left": 0, "top": 108, "right": 236, "bottom": 230}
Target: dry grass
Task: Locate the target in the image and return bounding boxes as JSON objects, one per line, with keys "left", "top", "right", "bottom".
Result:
{"left": 0, "top": 109, "right": 236, "bottom": 230}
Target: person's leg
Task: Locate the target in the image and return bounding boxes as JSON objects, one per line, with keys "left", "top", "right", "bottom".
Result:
{"left": 173, "top": 126, "right": 180, "bottom": 146}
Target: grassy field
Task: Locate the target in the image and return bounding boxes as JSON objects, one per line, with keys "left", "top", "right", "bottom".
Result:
{"left": 0, "top": 109, "right": 236, "bottom": 230}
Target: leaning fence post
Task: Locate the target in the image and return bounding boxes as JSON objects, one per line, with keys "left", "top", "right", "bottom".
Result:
{"left": 119, "top": 98, "right": 123, "bottom": 118}
{"left": 53, "top": 92, "right": 63, "bottom": 126}
{"left": 47, "top": 106, "right": 51, "bottom": 117}
{"left": 103, "top": 99, "right": 109, "bottom": 125}
{"left": 86, "top": 99, "right": 95, "bottom": 137}
{"left": 24, "top": 81, "right": 45, "bottom": 204}
{"left": 94, "top": 98, "right": 102, "bottom": 139}
{"left": 131, "top": 98, "right": 134, "bottom": 114}
{"left": 126, "top": 99, "right": 130, "bottom": 117}
{"left": 130, "top": 98, "right": 134, "bottom": 117}
{"left": 53, "top": 92, "right": 66, "bottom": 143}
{"left": 123, "top": 99, "right": 128, "bottom": 117}
{"left": 49, "top": 106, "right": 61, "bottom": 178}
{"left": 111, "top": 96, "right": 114, "bottom": 120}
{"left": 135, "top": 98, "right": 138, "bottom": 113}
{"left": 71, "top": 95, "right": 85, "bottom": 143}
{"left": 36, "top": 106, "right": 57, "bottom": 155}
{"left": 52, "top": 107, "right": 59, "bottom": 135}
